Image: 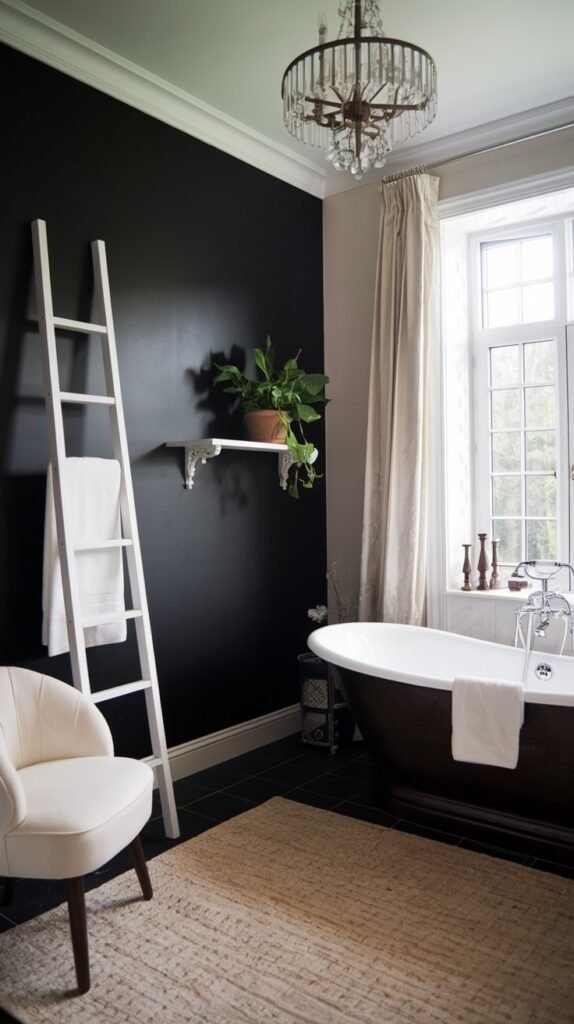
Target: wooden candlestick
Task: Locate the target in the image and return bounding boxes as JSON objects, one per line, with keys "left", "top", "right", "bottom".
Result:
{"left": 477, "top": 533, "right": 489, "bottom": 591}
{"left": 461, "top": 544, "right": 473, "bottom": 591}
{"left": 490, "top": 539, "right": 500, "bottom": 589}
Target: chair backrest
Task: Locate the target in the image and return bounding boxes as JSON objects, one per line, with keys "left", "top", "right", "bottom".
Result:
{"left": 0, "top": 667, "right": 113, "bottom": 769}
{"left": 0, "top": 667, "right": 113, "bottom": 834}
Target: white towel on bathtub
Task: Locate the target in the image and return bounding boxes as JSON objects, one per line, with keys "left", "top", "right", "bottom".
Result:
{"left": 42, "top": 458, "right": 126, "bottom": 656}
{"left": 451, "top": 676, "right": 524, "bottom": 769}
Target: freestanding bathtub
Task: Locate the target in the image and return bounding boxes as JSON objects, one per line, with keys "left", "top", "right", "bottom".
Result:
{"left": 307, "top": 622, "right": 574, "bottom": 865}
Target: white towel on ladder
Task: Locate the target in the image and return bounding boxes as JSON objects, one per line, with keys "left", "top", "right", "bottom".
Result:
{"left": 42, "top": 458, "right": 127, "bottom": 656}
{"left": 451, "top": 676, "right": 525, "bottom": 770}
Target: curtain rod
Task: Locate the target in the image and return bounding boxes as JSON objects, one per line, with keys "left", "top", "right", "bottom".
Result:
{"left": 381, "top": 120, "right": 574, "bottom": 183}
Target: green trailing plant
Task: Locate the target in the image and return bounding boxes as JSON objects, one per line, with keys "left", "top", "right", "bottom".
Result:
{"left": 212, "top": 337, "right": 329, "bottom": 497}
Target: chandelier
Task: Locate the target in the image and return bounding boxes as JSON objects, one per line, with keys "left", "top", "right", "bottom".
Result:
{"left": 281, "top": 0, "right": 437, "bottom": 179}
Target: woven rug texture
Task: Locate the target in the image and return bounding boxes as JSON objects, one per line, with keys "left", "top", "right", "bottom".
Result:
{"left": 0, "top": 796, "right": 572, "bottom": 1024}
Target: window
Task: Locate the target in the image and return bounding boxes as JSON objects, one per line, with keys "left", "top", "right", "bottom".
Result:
{"left": 481, "top": 234, "right": 555, "bottom": 328}
{"left": 437, "top": 184, "right": 574, "bottom": 606}
{"left": 471, "top": 216, "right": 571, "bottom": 574}
{"left": 489, "top": 339, "right": 558, "bottom": 565}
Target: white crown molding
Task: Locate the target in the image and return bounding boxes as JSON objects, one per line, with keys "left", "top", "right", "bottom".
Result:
{"left": 0, "top": 0, "right": 327, "bottom": 198}
{"left": 323, "top": 97, "right": 574, "bottom": 198}
{"left": 388, "top": 97, "right": 574, "bottom": 173}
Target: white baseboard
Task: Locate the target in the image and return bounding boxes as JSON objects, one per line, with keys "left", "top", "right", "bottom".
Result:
{"left": 146, "top": 703, "right": 301, "bottom": 783}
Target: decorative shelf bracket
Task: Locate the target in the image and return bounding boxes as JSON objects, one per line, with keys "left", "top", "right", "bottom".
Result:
{"left": 183, "top": 442, "right": 222, "bottom": 489}
{"left": 166, "top": 438, "right": 309, "bottom": 491}
{"left": 278, "top": 450, "right": 297, "bottom": 490}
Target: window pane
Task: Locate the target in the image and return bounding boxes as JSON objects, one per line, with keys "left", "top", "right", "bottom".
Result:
{"left": 522, "top": 282, "right": 555, "bottom": 323}
{"left": 525, "top": 431, "right": 556, "bottom": 472}
{"left": 525, "top": 386, "right": 555, "bottom": 428}
{"left": 490, "top": 346, "right": 520, "bottom": 387}
{"left": 527, "top": 520, "right": 556, "bottom": 560}
{"left": 486, "top": 288, "right": 520, "bottom": 328}
{"left": 526, "top": 476, "right": 556, "bottom": 518}
{"left": 493, "top": 476, "right": 521, "bottom": 517}
{"left": 491, "top": 388, "right": 521, "bottom": 429}
{"left": 492, "top": 519, "right": 521, "bottom": 565}
{"left": 484, "top": 242, "right": 519, "bottom": 288}
{"left": 524, "top": 341, "right": 555, "bottom": 384}
{"left": 492, "top": 432, "right": 521, "bottom": 472}
{"left": 521, "top": 235, "right": 553, "bottom": 281}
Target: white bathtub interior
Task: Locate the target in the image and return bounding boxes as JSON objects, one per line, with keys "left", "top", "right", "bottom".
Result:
{"left": 307, "top": 622, "right": 574, "bottom": 707}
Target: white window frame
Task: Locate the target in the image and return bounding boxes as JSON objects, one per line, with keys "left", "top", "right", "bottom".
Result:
{"left": 469, "top": 216, "right": 570, "bottom": 572}
{"left": 427, "top": 169, "right": 574, "bottom": 633}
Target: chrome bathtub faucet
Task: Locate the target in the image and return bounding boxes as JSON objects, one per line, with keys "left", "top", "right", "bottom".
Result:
{"left": 512, "top": 561, "right": 574, "bottom": 665}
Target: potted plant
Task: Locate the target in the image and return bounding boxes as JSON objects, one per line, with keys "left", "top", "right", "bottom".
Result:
{"left": 212, "top": 337, "right": 329, "bottom": 498}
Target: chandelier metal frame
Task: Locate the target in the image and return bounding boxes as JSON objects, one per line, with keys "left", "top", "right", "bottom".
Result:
{"left": 281, "top": 0, "right": 437, "bottom": 178}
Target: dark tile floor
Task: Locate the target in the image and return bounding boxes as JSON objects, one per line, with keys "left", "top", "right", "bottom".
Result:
{"left": 0, "top": 732, "right": 572, "bottom": 1021}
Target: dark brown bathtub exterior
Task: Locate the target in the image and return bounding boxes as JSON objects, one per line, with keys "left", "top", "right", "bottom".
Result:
{"left": 333, "top": 666, "right": 574, "bottom": 867}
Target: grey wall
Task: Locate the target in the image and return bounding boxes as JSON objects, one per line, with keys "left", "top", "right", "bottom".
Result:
{"left": 0, "top": 43, "right": 326, "bottom": 757}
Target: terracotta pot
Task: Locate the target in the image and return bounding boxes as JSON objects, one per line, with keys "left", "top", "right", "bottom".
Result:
{"left": 244, "top": 410, "right": 287, "bottom": 444}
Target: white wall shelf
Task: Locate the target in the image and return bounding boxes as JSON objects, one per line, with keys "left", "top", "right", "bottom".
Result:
{"left": 165, "top": 438, "right": 298, "bottom": 490}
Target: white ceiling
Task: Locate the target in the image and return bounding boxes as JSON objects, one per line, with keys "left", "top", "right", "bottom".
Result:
{"left": 1, "top": 0, "right": 574, "bottom": 196}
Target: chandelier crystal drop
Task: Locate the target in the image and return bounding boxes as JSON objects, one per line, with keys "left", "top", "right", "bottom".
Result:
{"left": 281, "top": 0, "right": 437, "bottom": 179}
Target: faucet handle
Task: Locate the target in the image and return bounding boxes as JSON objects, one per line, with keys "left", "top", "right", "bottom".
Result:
{"left": 512, "top": 560, "right": 562, "bottom": 582}
{"left": 511, "top": 559, "right": 574, "bottom": 594}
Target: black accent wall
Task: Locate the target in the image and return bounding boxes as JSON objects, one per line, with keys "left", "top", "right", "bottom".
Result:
{"left": 0, "top": 44, "right": 326, "bottom": 758}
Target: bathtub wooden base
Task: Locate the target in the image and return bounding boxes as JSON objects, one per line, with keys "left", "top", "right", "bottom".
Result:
{"left": 381, "top": 784, "right": 574, "bottom": 866}
{"left": 334, "top": 668, "right": 574, "bottom": 868}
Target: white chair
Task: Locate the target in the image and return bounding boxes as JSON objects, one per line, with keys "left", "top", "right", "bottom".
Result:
{"left": 0, "top": 665, "right": 154, "bottom": 994}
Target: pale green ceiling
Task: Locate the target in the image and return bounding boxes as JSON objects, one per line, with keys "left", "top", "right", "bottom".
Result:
{"left": 8, "top": 0, "right": 574, "bottom": 169}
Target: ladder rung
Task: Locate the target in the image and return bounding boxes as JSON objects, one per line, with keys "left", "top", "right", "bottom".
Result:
{"left": 59, "top": 391, "right": 115, "bottom": 406}
{"left": 148, "top": 757, "right": 164, "bottom": 769}
{"left": 82, "top": 609, "right": 142, "bottom": 628}
{"left": 91, "top": 679, "right": 152, "bottom": 703}
{"left": 52, "top": 316, "right": 107, "bottom": 334}
{"left": 75, "top": 539, "right": 134, "bottom": 552}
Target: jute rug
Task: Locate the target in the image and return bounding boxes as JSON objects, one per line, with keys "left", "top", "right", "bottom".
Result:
{"left": 0, "top": 797, "right": 572, "bottom": 1024}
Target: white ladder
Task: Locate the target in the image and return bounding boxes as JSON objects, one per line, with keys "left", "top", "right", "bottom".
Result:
{"left": 31, "top": 219, "right": 180, "bottom": 840}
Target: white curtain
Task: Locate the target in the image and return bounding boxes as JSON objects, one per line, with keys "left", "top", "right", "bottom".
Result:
{"left": 358, "top": 173, "right": 439, "bottom": 625}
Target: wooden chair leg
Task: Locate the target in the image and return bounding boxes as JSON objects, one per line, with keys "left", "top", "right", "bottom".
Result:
{"left": 66, "top": 877, "right": 90, "bottom": 995}
{"left": 129, "top": 834, "right": 153, "bottom": 901}
{"left": 1, "top": 878, "right": 16, "bottom": 907}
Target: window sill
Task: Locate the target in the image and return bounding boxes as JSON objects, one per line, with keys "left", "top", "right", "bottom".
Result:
{"left": 446, "top": 587, "right": 530, "bottom": 603}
